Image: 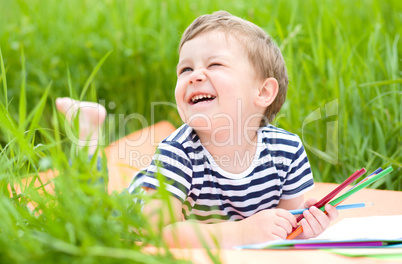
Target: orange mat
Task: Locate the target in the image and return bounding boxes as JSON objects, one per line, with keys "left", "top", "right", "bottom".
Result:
{"left": 104, "top": 121, "right": 176, "bottom": 192}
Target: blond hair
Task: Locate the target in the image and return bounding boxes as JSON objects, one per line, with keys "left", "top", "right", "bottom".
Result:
{"left": 179, "top": 11, "right": 288, "bottom": 125}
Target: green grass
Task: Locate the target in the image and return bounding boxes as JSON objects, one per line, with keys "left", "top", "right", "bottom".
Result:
{"left": 1, "top": 0, "right": 400, "bottom": 185}
{"left": 0, "top": 0, "right": 401, "bottom": 262}
{"left": 0, "top": 46, "right": 197, "bottom": 263}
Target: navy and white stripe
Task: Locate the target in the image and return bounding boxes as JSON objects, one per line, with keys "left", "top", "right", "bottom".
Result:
{"left": 129, "top": 124, "right": 314, "bottom": 223}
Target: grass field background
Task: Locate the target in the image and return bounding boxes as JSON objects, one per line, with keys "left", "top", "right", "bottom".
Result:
{"left": 0, "top": 0, "right": 401, "bottom": 263}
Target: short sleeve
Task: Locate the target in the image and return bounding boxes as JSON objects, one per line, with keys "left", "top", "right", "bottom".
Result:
{"left": 128, "top": 141, "right": 193, "bottom": 203}
{"left": 281, "top": 136, "right": 314, "bottom": 199}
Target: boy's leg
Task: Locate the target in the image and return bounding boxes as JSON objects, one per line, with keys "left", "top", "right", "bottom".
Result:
{"left": 55, "top": 97, "right": 106, "bottom": 154}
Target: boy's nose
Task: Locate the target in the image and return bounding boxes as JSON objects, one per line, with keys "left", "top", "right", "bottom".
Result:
{"left": 188, "top": 69, "right": 206, "bottom": 84}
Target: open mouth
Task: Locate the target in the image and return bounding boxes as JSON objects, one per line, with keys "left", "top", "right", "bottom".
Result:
{"left": 190, "top": 94, "right": 216, "bottom": 105}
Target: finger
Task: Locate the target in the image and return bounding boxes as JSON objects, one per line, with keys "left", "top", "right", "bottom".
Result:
{"left": 300, "top": 218, "right": 314, "bottom": 237}
{"left": 309, "top": 206, "right": 331, "bottom": 232}
{"left": 303, "top": 198, "right": 317, "bottom": 208}
{"left": 272, "top": 224, "right": 288, "bottom": 239}
{"left": 275, "top": 215, "right": 294, "bottom": 234}
{"left": 276, "top": 209, "right": 297, "bottom": 227}
{"left": 303, "top": 207, "right": 323, "bottom": 236}
{"left": 325, "top": 204, "right": 338, "bottom": 221}
{"left": 273, "top": 216, "right": 295, "bottom": 239}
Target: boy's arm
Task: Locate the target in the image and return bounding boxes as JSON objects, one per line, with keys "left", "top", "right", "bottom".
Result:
{"left": 143, "top": 189, "right": 297, "bottom": 248}
{"left": 142, "top": 189, "right": 183, "bottom": 229}
{"left": 162, "top": 208, "right": 297, "bottom": 248}
{"left": 276, "top": 195, "right": 304, "bottom": 210}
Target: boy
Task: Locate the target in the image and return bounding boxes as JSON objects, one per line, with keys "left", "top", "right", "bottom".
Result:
{"left": 56, "top": 11, "right": 337, "bottom": 248}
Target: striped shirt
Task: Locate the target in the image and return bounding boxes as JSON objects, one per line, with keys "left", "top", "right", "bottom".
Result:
{"left": 129, "top": 124, "right": 314, "bottom": 223}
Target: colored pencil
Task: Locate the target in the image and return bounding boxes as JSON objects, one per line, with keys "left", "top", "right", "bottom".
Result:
{"left": 288, "top": 202, "right": 372, "bottom": 215}
{"left": 326, "top": 166, "right": 393, "bottom": 208}
{"left": 294, "top": 241, "right": 384, "bottom": 249}
{"left": 286, "top": 166, "right": 394, "bottom": 240}
{"left": 295, "top": 168, "right": 367, "bottom": 223}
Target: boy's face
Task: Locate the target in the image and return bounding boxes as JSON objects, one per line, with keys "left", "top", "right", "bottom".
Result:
{"left": 175, "top": 31, "right": 265, "bottom": 133}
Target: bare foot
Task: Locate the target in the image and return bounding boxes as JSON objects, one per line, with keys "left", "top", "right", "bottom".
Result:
{"left": 56, "top": 97, "right": 107, "bottom": 154}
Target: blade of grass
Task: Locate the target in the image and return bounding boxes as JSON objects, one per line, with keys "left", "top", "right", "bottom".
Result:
{"left": 358, "top": 79, "right": 402, "bottom": 87}
{"left": 0, "top": 103, "right": 27, "bottom": 152}
{"left": 90, "top": 81, "right": 97, "bottom": 102}
{"left": 26, "top": 82, "right": 52, "bottom": 143}
{"left": 66, "top": 66, "right": 77, "bottom": 99}
{"left": 0, "top": 47, "right": 8, "bottom": 107}
{"left": 51, "top": 102, "right": 63, "bottom": 154}
{"left": 368, "top": 149, "right": 402, "bottom": 167}
{"left": 19, "top": 46, "right": 27, "bottom": 130}
{"left": 79, "top": 51, "right": 112, "bottom": 101}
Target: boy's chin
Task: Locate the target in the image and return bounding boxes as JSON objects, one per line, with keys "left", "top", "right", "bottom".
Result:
{"left": 185, "top": 118, "right": 213, "bottom": 131}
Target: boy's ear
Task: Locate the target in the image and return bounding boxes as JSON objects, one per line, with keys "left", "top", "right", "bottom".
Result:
{"left": 254, "top": 77, "right": 279, "bottom": 108}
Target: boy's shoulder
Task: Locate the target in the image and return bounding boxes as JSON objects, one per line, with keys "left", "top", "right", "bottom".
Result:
{"left": 260, "top": 124, "right": 300, "bottom": 138}
{"left": 259, "top": 124, "right": 302, "bottom": 147}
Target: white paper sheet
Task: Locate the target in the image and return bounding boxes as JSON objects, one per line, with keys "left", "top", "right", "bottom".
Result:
{"left": 314, "top": 215, "right": 402, "bottom": 240}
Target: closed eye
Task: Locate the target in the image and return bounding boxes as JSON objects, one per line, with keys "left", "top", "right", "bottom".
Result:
{"left": 209, "top": 63, "right": 222, "bottom": 68}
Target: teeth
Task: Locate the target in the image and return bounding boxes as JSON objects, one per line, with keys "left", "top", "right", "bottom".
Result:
{"left": 191, "top": 94, "right": 214, "bottom": 103}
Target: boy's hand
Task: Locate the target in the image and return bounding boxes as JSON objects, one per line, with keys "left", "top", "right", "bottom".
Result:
{"left": 296, "top": 199, "right": 338, "bottom": 239}
{"left": 239, "top": 209, "right": 297, "bottom": 245}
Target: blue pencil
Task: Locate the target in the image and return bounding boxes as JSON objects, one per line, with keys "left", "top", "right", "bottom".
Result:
{"left": 288, "top": 202, "right": 372, "bottom": 215}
